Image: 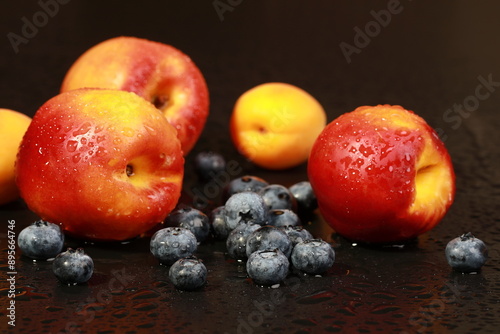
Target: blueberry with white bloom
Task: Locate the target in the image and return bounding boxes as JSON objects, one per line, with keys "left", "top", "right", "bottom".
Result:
{"left": 258, "top": 184, "right": 296, "bottom": 211}
{"left": 150, "top": 227, "right": 198, "bottom": 265}
{"left": 226, "top": 222, "right": 262, "bottom": 260}
{"left": 165, "top": 206, "right": 210, "bottom": 242}
{"left": 224, "top": 191, "right": 268, "bottom": 231}
{"left": 445, "top": 232, "right": 488, "bottom": 273}
{"left": 246, "top": 248, "right": 289, "bottom": 286}
{"left": 291, "top": 239, "right": 335, "bottom": 275}
{"left": 169, "top": 256, "right": 207, "bottom": 291}
{"left": 18, "top": 220, "right": 64, "bottom": 260}
{"left": 268, "top": 209, "right": 301, "bottom": 227}
{"left": 52, "top": 248, "right": 93, "bottom": 285}
{"left": 279, "top": 225, "right": 313, "bottom": 247}
{"left": 246, "top": 225, "right": 292, "bottom": 258}
{"left": 224, "top": 175, "right": 269, "bottom": 200}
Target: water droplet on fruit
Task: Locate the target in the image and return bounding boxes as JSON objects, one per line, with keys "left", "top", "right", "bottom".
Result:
{"left": 96, "top": 135, "right": 106, "bottom": 143}
{"left": 73, "top": 122, "right": 92, "bottom": 136}
{"left": 54, "top": 134, "right": 66, "bottom": 143}
{"left": 96, "top": 147, "right": 107, "bottom": 157}
{"left": 144, "top": 125, "right": 156, "bottom": 135}
{"left": 81, "top": 137, "right": 87, "bottom": 145}
{"left": 359, "top": 145, "right": 374, "bottom": 157}
{"left": 388, "top": 165, "right": 394, "bottom": 172}
{"left": 66, "top": 140, "right": 78, "bottom": 152}
{"left": 113, "top": 138, "right": 122, "bottom": 145}
{"left": 122, "top": 128, "right": 134, "bottom": 137}
{"left": 72, "top": 153, "right": 81, "bottom": 163}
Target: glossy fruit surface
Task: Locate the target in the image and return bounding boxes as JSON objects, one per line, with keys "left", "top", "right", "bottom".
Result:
{"left": 61, "top": 36, "right": 209, "bottom": 155}
{"left": 308, "top": 105, "right": 455, "bottom": 243}
{"left": 16, "top": 88, "right": 184, "bottom": 241}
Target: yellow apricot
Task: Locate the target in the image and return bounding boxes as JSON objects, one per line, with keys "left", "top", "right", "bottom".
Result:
{"left": 230, "top": 82, "right": 326, "bottom": 170}
{"left": 0, "top": 108, "right": 31, "bottom": 205}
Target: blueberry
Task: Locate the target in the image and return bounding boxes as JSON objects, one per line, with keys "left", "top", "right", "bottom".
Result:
{"left": 279, "top": 225, "right": 313, "bottom": 247}
{"left": 258, "top": 184, "right": 296, "bottom": 211}
{"left": 224, "top": 191, "right": 268, "bottom": 231}
{"left": 223, "top": 175, "right": 269, "bottom": 200}
{"left": 169, "top": 256, "right": 207, "bottom": 291}
{"left": 291, "top": 239, "right": 335, "bottom": 275}
{"left": 210, "top": 206, "right": 230, "bottom": 240}
{"left": 246, "top": 249, "right": 289, "bottom": 286}
{"left": 226, "top": 222, "right": 262, "bottom": 260}
{"left": 52, "top": 248, "right": 93, "bottom": 285}
{"left": 289, "top": 181, "right": 318, "bottom": 214}
{"left": 18, "top": 220, "right": 65, "bottom": 260}
{"left": 268, "top": 209, "right": 301, "bottom": 227}
{"left": 165, "top": 207, "right": 210, "bottom": 242}
{"left": 246, "top": 225, "right": 293, "bottom": 258}
{"left": 445, "top": 232, "right": 488, "bottom": 273}
{"left": 194, "top": 151, "right": 226, "bottom": 182}
{"left": 150, "top": 227, "right": 198, "bottom": 265}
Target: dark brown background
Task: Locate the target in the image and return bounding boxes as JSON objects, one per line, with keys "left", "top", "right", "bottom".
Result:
{"left": 1, "top": 1, "right": 500, "bottom": 333}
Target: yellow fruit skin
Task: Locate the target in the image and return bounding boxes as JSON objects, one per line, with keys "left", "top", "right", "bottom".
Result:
{"left": 0, "top": 108, "right": 31, "bottom": 205}
{"left": 230, "top": 82, "right": 326, "bottom": 170}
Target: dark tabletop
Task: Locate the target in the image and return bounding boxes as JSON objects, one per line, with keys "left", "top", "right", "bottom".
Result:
{"left": 2, "top": 1, "right": 500, "bottom": 333}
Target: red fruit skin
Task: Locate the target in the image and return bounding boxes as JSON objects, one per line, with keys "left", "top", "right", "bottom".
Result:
{"left": 15, "top": 89, "right": 184, "bottom": 241}
{"left": 61, "top": 36, "right": 209, "bottom": 155}
{"left": 307, "top": 105, "right": 455, "bottom": 243}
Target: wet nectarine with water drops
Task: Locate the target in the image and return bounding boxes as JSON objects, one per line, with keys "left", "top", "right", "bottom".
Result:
{"left": 15, "top": 88, "right": 184, "bottom": 241}
{"left": 308, "top": 105, "right": 455, "bottom": 243}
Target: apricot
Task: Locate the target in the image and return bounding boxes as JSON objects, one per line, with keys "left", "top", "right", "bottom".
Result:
{"left": 230, "top": 83, "right": 326, "bottom": 170}
{"left": 0, "top": 108, "right": 31, "bottom": 205}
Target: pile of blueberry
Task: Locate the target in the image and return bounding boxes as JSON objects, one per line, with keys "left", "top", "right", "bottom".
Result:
{"left": 17, "top": 220, "right": 94, "bottom": 285}
{"left": 149, "top": 151, "right": 336, "bottom": 288}
{"left": 218, "top": 176, "right": 335, "bottom": 286}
